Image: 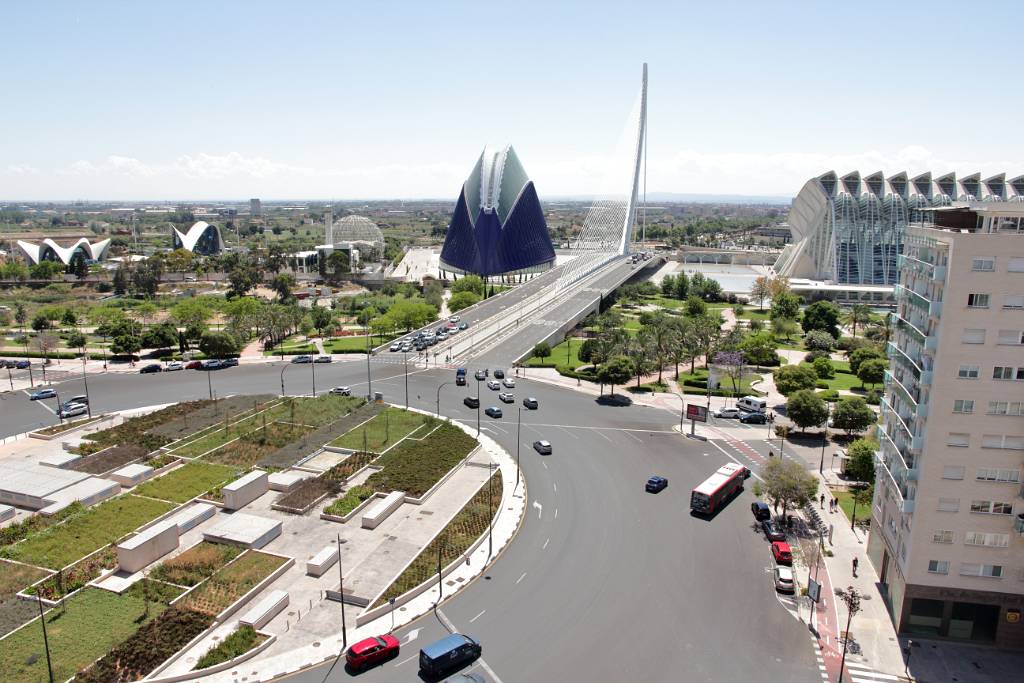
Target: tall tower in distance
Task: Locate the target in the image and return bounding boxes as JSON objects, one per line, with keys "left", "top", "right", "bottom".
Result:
{"left": 250, "top": 198, "right": 262, "bottom": 217}
{"left": 325, "top": 206, "right": 333, "bottom": 245}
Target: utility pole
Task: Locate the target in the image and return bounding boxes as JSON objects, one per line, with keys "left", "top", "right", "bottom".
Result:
{"left": 436, "top": 536, "right": 444, "bottom": 604}
{"left": 476, "top": 376, "right": 481, "bottom": 437}
{"left": 404, "top": 351, "right": 409, "bottom": 410}
{"left": 81, "top": 355, "right": 92, "bottom": 419}
{"left": 206, "top": 367, "right": 213, "bottom": 400}
{"left": 819, "top": 401, "right": 829, "bottom": 474}
{"left": 364, "top": 322, "right": 372, "bottom": 401}
{"left": 310, "top": 356, "right": 316, "bottom": 397}
{"left": 488, "top": 463, "right": 494, "bottom": 559}
{"left": 337, "top": 534, "right": 347, "bottom": 649}
{"left": 837, "top": 587, "right": 862, "bottom": 683}
{"left": 515, "top": 407, "right": 522, "bottom": 492}
{"left": 37, "top": 595, "right": 54, "bottom": 683}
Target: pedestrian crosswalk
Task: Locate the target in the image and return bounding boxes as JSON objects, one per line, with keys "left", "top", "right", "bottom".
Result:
{"left": 845, "top": 663, "right": 901, "bottom": 682}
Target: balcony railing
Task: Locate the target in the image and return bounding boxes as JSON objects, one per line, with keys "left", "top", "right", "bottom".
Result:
{"left": 888, "top": 341, "right": 923, "bottom": 377}
{"left": 902, "top": 499, "right": 916, "bottom": 514}
{"left": 886, "top": 369, "right": 921, "bottom": 408}
{"left": 892, "top": 312, "right": 927, "bottom": 343}
{"left": 880, "top": 394, "right": 914, "bottom": 439}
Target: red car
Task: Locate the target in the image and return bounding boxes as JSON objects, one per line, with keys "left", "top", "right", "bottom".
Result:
{"left": 771, "top": 541, "right": 792, "bottom": 566}
{"left": 185, "top": 360, "right": 203, "bottom": 370}
{"left": 345, "top": 634, "right": 399, "bottom": 670}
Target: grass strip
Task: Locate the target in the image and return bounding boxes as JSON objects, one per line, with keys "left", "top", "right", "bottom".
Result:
{"left": 148, "top": 541, "right": 242, "bottom": 587}
{"left": 323, "top": 485, "right": 375, "bottom": 517}
{"left": 133, "top": 462, "right": 239, "bottom": 503}
{"left": 364, "top": 422, "right": 477, "bottom": 497}
{"left": 181, "top": 551, "right": 287, "bottom": 617}
{"left": 194, "top": 625, "right": 266, "bottom": 669}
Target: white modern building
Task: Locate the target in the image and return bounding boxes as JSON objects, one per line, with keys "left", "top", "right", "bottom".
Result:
{"left": 16, "top": 237, "right": 111, "bottom": 265}
{"left": 868, "top": 201, "right": 1024, "bottom": 648}
{"left": 776, "top": 171, "right": 1024, "bottom": 287}
{"left": 171, "top": 221, "right": 224, "bottom": 255}
{"left": 315, "top": 215, "right": 385, "bottom": 273}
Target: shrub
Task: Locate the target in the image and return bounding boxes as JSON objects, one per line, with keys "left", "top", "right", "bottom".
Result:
{"left": 325, "top": 485, "right": 375, "bottom": 516}
{"left": 865, "top": 389, "right": 880, "bottom": 405}
{"left": 774, "top": 364, "right": 818, "bottom": 395}
{"left": 812, "top": 356, "right": 835, "bottom": 379}
{"left": 195, "top": 625, "right": 263, "bottom": 669}
{"left": 804, "top": 349, "right": 831, "bottom": 362}
{"left": 149, "top": 542, "right": 242, "bottom": 587}
{"left": 804, "top": 329, "right": 837, "bottom": 353}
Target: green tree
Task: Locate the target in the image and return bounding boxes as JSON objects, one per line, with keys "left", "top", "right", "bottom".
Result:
{"left": 801, "top": 300, "right": 841, "bottom": 338}
{"left": 66, "top": 331, "right": 87, "bottom": 352}
{"left": 857, "top": 358, "right": 887, "bottom": 389}
{"left": 597, "top": 355, "right": 633, "bottom": 396}
{"left": 660, "top": 273, "right": 676, "bottom": 297}
{"left": 685, "top": 295, "right": 707, "bottom": 317}
{"left": 849, "top": 346, "right": 884, "bottom": 376}
{"left": 448, "top": 291, "right": 481, "bottom": 312}
{"left": 770, "top": 291, "right": 801, "bottom": 322}
{"left": 752, "top": 457, "right": 819, "bottom": 520}
{"left": 750, "top": 275, "right": 771, "bottom": 310}
{"left": 533, "top": 342, "right": 551, "bottom": 359}
{"left": 171, "top": 299, "right": 213, "bottom": 334}
{"left": 843, "top": 303, "right": 873, "bottom": 337}
{"left": 811, "top": 356, "right": 835, "bottom": 379}
{"left": 577, "top": 338, "right": 595, "bottom": 364}
{"left": 422, "top": 281, "right": 443, "bottom": 310}
{"left": 30, "top": 261, "right": 64, "bottom": 280}
{"left": 61, "top": 308, "right": 78, "bottom": 328}
{"left": 227, "top": 257, "right": 264, "bottom": 297}
{"left": 773, "top": 364, "right": 818, "bottom": 395}
{"left": 164, "top": 248, "right": 195, "bottom": 274}
{"left": 199, "top": 331, "right": 241, "bottom": 358}
{"left": 804, "top": 329, "right": 836, "bottom": 353}
{"left": 741, "top": 330, "right": 779, "bottom": 367}
{"left": 845, "top": 438, "right": 878, "bottom": 484}
{"left": 31, "top": 313, "right": 51, "bottom": 332}
{"left": 271, "top": 273, "right": 296, "bottom": 302}
{"left": 131, "top": 258, "right": 164, "bottom": 297}
{"left": 451, "top": 275, "right": 485, "bottom": 296}
{"left": 772, "top": 315, "right": 798, "bottom": 341}
{"left": 141, "top": 323, "right": 179, "bottom": 352}
{"left": 112, "top": 263, "right": 129, "bottom": 295}
{"left": 672, "top": 271, "right": 689, "bottom": 300}
{"left": 785, "top": 389, "right": 829, "bottom": 433}
{"left": 832, "top": 398, "right": 876, "bottom": 437}
{"left": 310, "top": 306, "right": 333, "bottom": 336}
{"left": 388, "top": 300, "right": 437, "bottom": 331}
{"left": 111, "top": 334, "right": 141, "bottom": 357}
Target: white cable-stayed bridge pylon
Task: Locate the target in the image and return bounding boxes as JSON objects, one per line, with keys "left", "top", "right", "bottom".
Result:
{"left": 557, "top": 62, "right": 648, "bottom": 291}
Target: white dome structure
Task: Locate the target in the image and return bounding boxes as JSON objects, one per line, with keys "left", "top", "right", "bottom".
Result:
{"left": 332, "top": 216, "right": 384, "bottom": 250}
{"left": 16, "top": 237, "right": 111, "bottom": 265}
{"left": 172, "top": 221, "right": 224, "bottom": 255}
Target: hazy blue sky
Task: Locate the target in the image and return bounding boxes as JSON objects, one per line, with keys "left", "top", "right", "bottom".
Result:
{"left": 2, "top": 1, "right": 1020, "bottom": 200}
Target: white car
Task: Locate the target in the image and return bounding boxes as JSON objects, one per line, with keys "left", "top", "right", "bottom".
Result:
{"left": 449, "top": 315, "right": 460, "bottom": 323}
{"left": 502, "top": 378, "right": 516, "bottom": 388}
{"left": 499, "top": 392, "right": 514, "bottom": 403}
{"left": 330, "top": 386, "right": 351, "bottom": 396}
{"left": 486, "top": 380, "right": 501, "bottom": 390}
{"left": 165, "top": 361, "right": 183, "bottom": 371}
{"left": 389, "top": 342, "right": 402, "bottom": 352}
{"left": 713, "top": 407, "right": 741, "bottom": 419}
{"left": 58, "top": 403, "right": 88, "bottom": 419}
{"left": 774, "top": 566, "right": 795, "bottom": 594}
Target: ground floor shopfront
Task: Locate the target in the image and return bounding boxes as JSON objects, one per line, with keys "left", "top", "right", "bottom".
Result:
{"left": 868, "top": 528, "right": 1024, "bottom": 649}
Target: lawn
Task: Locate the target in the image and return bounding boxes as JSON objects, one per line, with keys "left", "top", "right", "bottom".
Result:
{"left": 330, "top": 407, "right": 434, "bottom": 452}
{"left": 365, "top": 422, "right": 477, "bottom": 497}
{"left": 149, "top": 541, "right": 242, "bottom": 587}
{"left": 525, "top": 337, "right": 587, "bottom": 372}
{"left": 373, "top": 470, "right": 501, "bottom": 607}
{"left": 76, "top": 401, "right": 209, "bottom": 455}
{"left": 26, "top": 547, "right": 116, "bottom": 600}
{"left": 195, "top": 625, "right": 266, "bottom": 669}
{"left": 133, "top": 462, "right": 239, "bottom": 503}
{"left": 324, "top": 334, "right": 398, "bottom": 353}
{"left": 830, "top": 488, "right": 872, "bottom": 528}
{"left": 0, "top": 587, "right": 167, "bottom": 683}
{"left": 1, "top": 495, "right": 174, "bottom": 569}
{"left": 0, "top": 560, "right": 50, "bottom": 637}
{"left": 181, "top": 551, "right": 288, "bottom": 617}
{"left": 676, "top": 367, "right": 764, "bottom": 398}
{"left": 323, "top": 485, "right": 375, "bottom": 517}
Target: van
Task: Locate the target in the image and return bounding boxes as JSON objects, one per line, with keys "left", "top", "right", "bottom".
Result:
{"left": 419, "top": 633, "right": 481, "bottom": 678}
{"left": 737, "top": 396, "right": 767, "bottom": 413}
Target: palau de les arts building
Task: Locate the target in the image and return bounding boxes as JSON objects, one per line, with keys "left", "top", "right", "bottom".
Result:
{"left": 439, "top": 145, "right": 555, "bottom": 280}
{"left": 775, "top": 171, "right": 1024, "bottom": 287}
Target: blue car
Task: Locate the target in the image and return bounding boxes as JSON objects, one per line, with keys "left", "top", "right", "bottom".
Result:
{"left": 29, "top": 388, "right": 57, "bottom": 400}
{"left": 646, "top": 475, "right": 668, "bottom": 493}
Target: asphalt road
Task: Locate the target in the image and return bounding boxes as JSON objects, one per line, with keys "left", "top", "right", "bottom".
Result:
{"left": 0, "top": 362, "right": 820, "bottom": 682}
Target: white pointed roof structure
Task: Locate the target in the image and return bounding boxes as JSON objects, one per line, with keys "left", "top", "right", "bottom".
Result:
{"left": 16, "top": 237, "right": 111, "bottom": 265}
{"left": 171, "top": 221, "right": 224, "bottom": 254}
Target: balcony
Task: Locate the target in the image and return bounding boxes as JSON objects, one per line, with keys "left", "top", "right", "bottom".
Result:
{"left": 887, "top": 341, "right": 923, "bottom": 377}
{"left": 1015, "top": 514, "right": 1024, "bottom": 535}
{"left": 916, "top": 403, "right": 929, "bottom": 419}
{"left": 933, "top": 265, "right": 947, "bottom": 282}
{"left": 911, "top": 434, "right": 924, "bottom": 452}
{"left": 902, "top": 499, "right": 916, "bottom": 514}
{"left": 892, "top": 312, "right": 927, "bottom": 343}
{"left": 907, "top": 467, "right": 919, "bottom": 481}
{"left": 920, "top": 370, "right": 933, "bottom": 386}
{"left": 897, "top": 284, "right": 931, "bottom": 311}
{"left": 930, "top": 300, "right": 943, "bottom": 317}
{"left": 880, "top": 395, "right": 914, "bottom": 439}
{"left": 925, "top": 335, "right": 938, "bottom": 352}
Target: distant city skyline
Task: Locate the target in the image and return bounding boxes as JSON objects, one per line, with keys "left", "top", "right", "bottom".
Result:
{"left": 2, "top": 1, "right": 1020, "bottom": 201}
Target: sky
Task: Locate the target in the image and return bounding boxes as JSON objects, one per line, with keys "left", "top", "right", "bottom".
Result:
{"left": 2, "top": 1, "right": 1021, "bottom": 202}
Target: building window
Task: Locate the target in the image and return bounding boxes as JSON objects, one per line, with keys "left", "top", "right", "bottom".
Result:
{"left": 927, "top": 560, "right": 950, "bottom": 574}
{"left": 997, "top": 330, "right": 1024, "bottom": 345}
{"left": 1004, "top": 295, "right": 1024, "bottom": 309}
{"left": 958, "top": 365, "right": 980, "bottom": 379}
{"left": 982, "top": 434, "right": 1024, "bottom": 450}
{"left": 976, "top": 468, "right": 1021, "bottom": 483}
{"left": 987, "top": 401, "right": 1023, "bottom": 416}
{"left": 971, "top": 258, "right": 995, "bottom": 272}
{"left": 969, "top": 500, "right": 1013, "bottom": 515}
{"left": 942, "top": 465, "right": 965, "bottom": 480}
{"left": 967, "top": 293, "right": 990, "bottom": 308}
{"left": 947, "top": 433, "right": 970, "bottom": 447}
{"left": 992, "top": 366, "right": 1024, "bottom": 380}
{"left": 960, "top": 563, "right": 1003, "bottom": 578}
{"left": 937, "top": 497, "right": 960, "bottom": 512}
{"left": 932, "top": 530, "right": 955, "bottom": 544}
{"left": 965, "top": 532, "right": 1010, "bottom": 548}
{"left": 1009, "top": 257, "right": 1024, "bottom": 273}
{"left": 953, "top": 400, "right": 975, "bottom": 414}
{"left": 962, "top": 328, "right": 986, "bottom": 344}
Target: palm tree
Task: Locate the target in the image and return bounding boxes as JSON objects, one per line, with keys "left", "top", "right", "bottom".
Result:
{"left": 843, "top": 304, "right": 872, "bottom": 337}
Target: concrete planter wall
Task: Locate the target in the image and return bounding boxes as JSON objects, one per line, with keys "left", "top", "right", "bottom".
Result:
{"left": 138, "top": 632, "right": 276, "bottom": 683}
{"left": 320, "top": 489, "right": 384, "bottom": 525}
{"left": 361, "top": 490, "right": 405, "bottom": 529}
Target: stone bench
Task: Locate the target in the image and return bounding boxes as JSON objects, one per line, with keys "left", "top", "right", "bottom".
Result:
{"left": 361, "top": 490, "right": 405, "bottom": 530}
{"left": 239, "top": 589, "right": 289, "bottom": 629}
{"left": 306, "top": 545, "right": 339, "bottom": 577}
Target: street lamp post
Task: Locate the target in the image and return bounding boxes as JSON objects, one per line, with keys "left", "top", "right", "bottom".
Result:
{"left": 336, "top": 534, "right": 347, "bottom": 649}
{"left": 364, "top": 323, "right": 372, "bottom": 401}
{"left": 81, "top": 355, "right": 92, "bottom": 419}
{"left": 488, "top": 462, "right": 494, "bottom": 559}
{"left": 206, "top": 367, "right": 213, "bottom": 400}
{"left": 310, "top": 357, "right": 316, "bottom": 397}
{"left": 819, "top": 402, "right": 829, "bottom": 474}
{"left": 403, "top": 351, "right": 409, "bottom": 410}
{"left": 435, "top": 381, "right": 452, "bottom": 420}
{"left": 279, "top": 363, "right": 289, "bottom": 396}
{"left": 475, "top": 377, "right": 481, "bottom": 437}
{"left": 36, "top": 594, "right": 54, "bottom": 683}
{"left": 672, "top": 392, "right": 685, "bottom": 431}
{"left": 515, "top": 407, "right": 522, "bottom": 492}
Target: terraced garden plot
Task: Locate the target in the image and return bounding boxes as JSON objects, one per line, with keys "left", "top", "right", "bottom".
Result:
{"left": 372, "top": 469, "right": 501, "bottom": 608}
{"left": 365, "top": 422, "right": 477, "bottom": 497}
{"left": 67, "top": 444, "right": 147, "bottom": 475}
{"left": 148, "top": 541, "right": 242, "bottom": 587}
{"left": 323, "top": 485, "right": 374, "bottom": 517}
{"left": 0, "top": 560, "right": 51, "bottom": 637}
{"left": 133, "top": 462, "right": 238, "bottom": 503}
{"left": 0, "top": 587, "right": 167, "bottom": 683}
{"left": 0, "top": 502, "right": 81, "bottom": 549}
{"left": 76, "top": 401, "right": 210, "bottom": 455}
{"left": 195, "top": 624, "right": 266, "bottom": 669}
{"left": 258, "top": 401, "right": 377, "bottom": 469}
{"left": 148, "top": 395, "right": 277, "bottom": 440}
{"left": 329, "top": 407, "right": 435, "bottom": 452}
{"left": 26, "top": 547, "right": 116, "bottom": 601}
{"left": 34, "top": 416, "right": 103, "bottom": 437}
{"left": 0, "top": 495, "right": 174, "bottom": 570}
{"left": 180, "top": 551, "right": 288, "bottom": 616}
{"left": 202, "top": 421, "right": 311, "bottom": 468}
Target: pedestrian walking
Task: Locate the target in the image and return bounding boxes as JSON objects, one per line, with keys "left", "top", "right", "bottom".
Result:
{"left": 828, "top": 523, "right": 834, "bottom": 545}
{"left": 852, "top": 556, "right": 859, "bottom": 577}
{"left": 820, "top": 493, "right": 825, "bottom": 509}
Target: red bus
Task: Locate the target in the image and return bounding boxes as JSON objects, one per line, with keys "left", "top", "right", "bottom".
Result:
{"left": 690, "top": 462, "right": 748, "bottom": 514}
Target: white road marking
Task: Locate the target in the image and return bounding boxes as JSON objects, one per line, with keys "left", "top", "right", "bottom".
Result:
{"left": 552, "top": 482, "right": 557, "bottom": 493}
{"left": 395, "top": 654, "right": 417, "bottom": 667}
{"left": 516, "top": 572, "right": 527, "bottom": 584}
{"left": 404, "top": 627, "right": 421, "bottom": 643}
{"left": 532, "top": 500, "right": 543, "bottom": 519}
{"left": 594, "top": 430, "right": 613, "bottom": 442}
{"left": 542, "top": 461, "right": 548, "bottom": 469}
{"left": 469, "top": 609, "right": 486, "bottom": 623}
{"left": 435, "top": 608, "right": 507, "bottom": 683}
{"left": 542, "top": 537, "right": 549, "bottom": 550}
{"left": 554, "top": 507, "right": 558, "bottom": 519}
{"left": 623, "top": 430, "right": 642, "bottom": 442}
{"left": 708, "top": 439, "right": 765, "bottom": 483}
{"left": 557, "top": 426, "right": 579, "bottom": 440}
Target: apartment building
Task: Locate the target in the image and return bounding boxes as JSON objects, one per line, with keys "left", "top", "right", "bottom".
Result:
{"left": 868, "top": 202, "right": 1024, "bottom": 648}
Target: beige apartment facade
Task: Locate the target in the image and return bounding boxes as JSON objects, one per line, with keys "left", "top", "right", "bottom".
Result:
{"left": 868, "top": 203, "right": 1024, "bottom": 648}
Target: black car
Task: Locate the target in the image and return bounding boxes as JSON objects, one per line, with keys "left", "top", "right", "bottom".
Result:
{"left": 533, "top": 440, "right": 552, "bottom": 455}
{"left": 522, "top": 397, "right": 538, "bottom": 409}
{"left": 463, "top": 396, "right": 480, "bottom": 409}
{"left": 140, "top": 363, "right": 162, "bottom": 374}
{"left": 761, "top": 519, "right": 786, "bottom": 541}
{"left": 751, "top": 501, "right": 771, "bottom": 521}
{"left": 484, "top": 406, "right": 502, "bottom": 418}
{"left": 222, "top": 358, "right": 239, "bottom": 367}
{"left": 646, "top": 475, "right": 668, "bottom": 493}
{"left": 740, "top": 411, "right": 768, "bottom": 424}
{"left": 493, "top": 368, "right": 505, "bottom": 379}
{"left": 455, "top": 376, "right": 466, "bottom": 386}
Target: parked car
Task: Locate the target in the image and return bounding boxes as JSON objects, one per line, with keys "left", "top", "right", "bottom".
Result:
{"left": 751, "top": 501, "right": 771, "bottom": 521}
{"left": 455, "top": 375, "right": 466, "bottom": 386}
{"left": 419, "top": 634, "right": 481, "bottom": 678}
{"left": 740, "top": 411, "right": 768, "bottom": 424}
{"left": 646, "top": 475, "right": 668, "bottom": 493}
{"left": 502, "top": 378, "right": 515, "bottom": 388}
{"left": 314, "top": 355, "right": 332, "bottom": 363}
{"left": 713, "top": 407, "right": 741, "bottom": 419}
{"left": 522, "top": 397, "right": 538, "bottom": 409}
{"left": 493, "top": 368, "right": 505, "bottom": 379}
{"left": 29, "top": 388, "right": 56, "bottom": 400}
{"left": 221, "top": 358, "right": 238, "bottom": 367}
{"left": 474, "top": 369, "right": 487, "bottom": 380}
{"left": 165, "top": 361, "right": 183, "bottom": 371}
{"left": 64, "top": 395, "right": 88, "bottom": 407}
{"left": 774, "top": 566, "right": 796, "bottom": 594}
{"left": 15, "top": 359, "right": 31, "bottom": 369}
{"left": 449, "top": 315, "right": 460, "bottom": 323}
{"left": 499, "top": 392, "right": 514, "bottom": 403}
{"left": 185, "top": 360, "right": 203, "bottom": 369}
{"left": 389, "top": 342, "right": 402, "bottom": 352}
{"left": 464, "top": 396, "right": 480, "bottom": 409}
{"left": 346, "top": 634, "right": 399, "bottom": 671}
{"left": 458, "top": 322, "right": 469, "bottom": 330}
{"left": 291, "top": 355, "right": 313, "bottom": 364}
{"left": 484, "top": 406, "right": 502, "bottom": 418}
{"left": 330, "top": 386, "right": 351, "bottom": 396}
{"left": 771, "top": 541, "right": 793, "bottom": 566}
{"left": 58, "top": 403, "right": 88, "bottom": 419}
{"left": 761, "top": 519, "right": 786, "bottom": 542}
{"left": 486, "top": 380, "right": 500, "bottom": 390}
{"left": 140, "top": 363, "right": 163, "bottom": 374}
{"left": 533, "top": 440, "right": 552, "bottom": 455}
{"left": 201, "top": 359, "right": 223, "bottom": 370}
